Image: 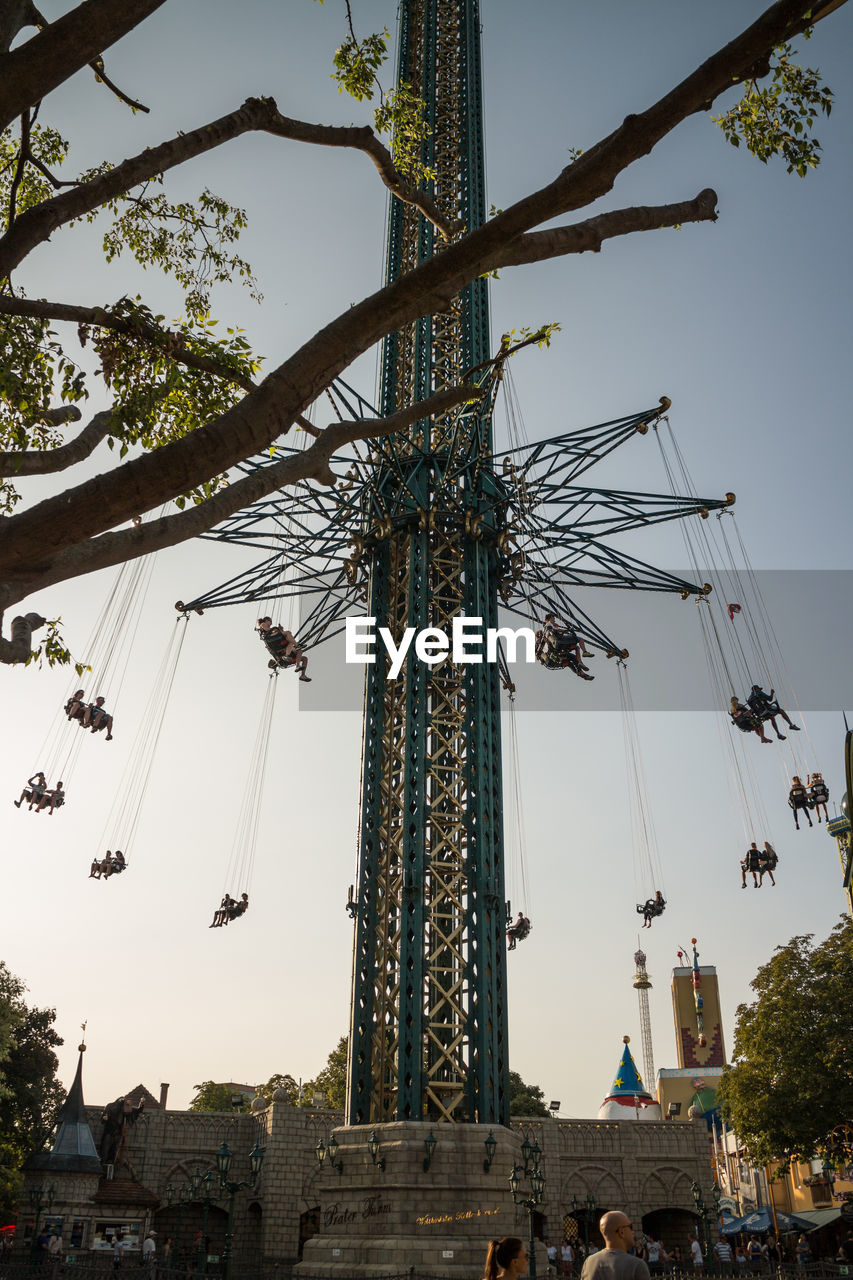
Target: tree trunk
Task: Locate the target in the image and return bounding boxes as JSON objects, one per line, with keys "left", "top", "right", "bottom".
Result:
{"left": 0, "top": 611, "right": 45, "bottom": 665}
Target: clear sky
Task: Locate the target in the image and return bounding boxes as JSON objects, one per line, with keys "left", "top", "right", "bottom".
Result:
{"left": 2, "top": 1, "right": 852, "bottom": 1121}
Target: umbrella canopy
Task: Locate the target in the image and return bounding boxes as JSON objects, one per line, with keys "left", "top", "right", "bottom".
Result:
{"left": 721, "top": 1207, "right": 817, "bottom": 1235}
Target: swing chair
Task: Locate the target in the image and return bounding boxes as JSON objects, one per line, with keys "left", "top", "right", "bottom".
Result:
{"left": 207, "top": 564, "right": 296, "bottom": 927}
{"left": 617, "top": 662, "right": 668, "bottom": 928}
{"left": 208, "top": 666, "right": 279, "bottom": 929}
{"left": 651, "top": 416, "right": 792, "bottom": 882}
{"left": 16, "top": 532, "right": 161, "bottom": 818}
{"left": 90, "top": 613, "right": 189, "bottom": 882}
{"left": 504, "top": 690, "right": 534, "bottom": 951}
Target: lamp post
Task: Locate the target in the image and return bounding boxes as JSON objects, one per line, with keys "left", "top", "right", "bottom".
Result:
{"left": 712, "top": 1184, "right": 722, "bottom": 1230}
{"left": 165, "top": 1179, "right": 193, "bottom": 1262}
{"left": 586, "top": 1193, "right": 597, "bottom": 1249}
{"left": 315, "top": 1134, "right": 343, "bottom": 1175}
{"left": 217, "top": 1141, "right": 265, "bottom": 1280}
{"left": 510, "top": 1134, "right": 546, "bottom": 1280}
{"left": 570, "top": 1193, "right": 596, "bottom": 1250}
{"left": 192, "top": 1171, "right": 219, "bottom": 1278}
{"left": 28, "top": 1182, "right": 56, "bottom": 1259}
{"left": 691, "top": 1182, "right": 712, "bottom": 1261}
{"left": 367, "top": 1131, "right": 386, "bottom": 1173}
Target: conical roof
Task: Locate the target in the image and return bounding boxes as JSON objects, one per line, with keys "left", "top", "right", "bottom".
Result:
{"left": 24, "top": 1044, "right": 102, "bottom": 1174}
{"left": 605, "top": 1037, "right": 653, "bottom": 1101}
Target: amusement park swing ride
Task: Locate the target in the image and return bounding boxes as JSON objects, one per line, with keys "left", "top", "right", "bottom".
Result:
{"left": 10, "top": 0, "right": 834, "bottom": 1129}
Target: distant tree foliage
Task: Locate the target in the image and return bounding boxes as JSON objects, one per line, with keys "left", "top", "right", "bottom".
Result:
{"left": 301, "top": 1036, "right": 348, "bottom": 1110}
{"left": 718, "top": 916, "right": 853, "bottom": 1167}
{"left": 255, "top": 1073, "right": 300, "bottom": 1106}
{"left": 508, "top": 1069, "right": 549, "bottom": 1118}
{"left": 0, "top": 962, "right": 64, "bottom": 1220}
{"left": 187, "top": 1081, "right": 251, "bottom": 1113}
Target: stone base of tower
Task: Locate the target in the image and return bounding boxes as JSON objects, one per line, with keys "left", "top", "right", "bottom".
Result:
{"left": 295, "top": 1122, "right": 542, "bottom": 1278}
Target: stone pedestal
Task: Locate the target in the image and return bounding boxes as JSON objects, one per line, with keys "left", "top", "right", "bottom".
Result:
{"left": 296, "top": 1122, "right": 541, "bottom": 1278}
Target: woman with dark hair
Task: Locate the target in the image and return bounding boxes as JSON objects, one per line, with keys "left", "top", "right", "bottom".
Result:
{"left": 484, "top": 1237, "right": 529, "bottom": 1280}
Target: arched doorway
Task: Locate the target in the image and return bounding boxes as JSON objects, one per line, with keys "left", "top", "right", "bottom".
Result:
{"left": 152, "top": 1203, "right": 228, "bottom": 1270}
{"left": 642, "top": 1207, "right": 703, "bottom": 1263}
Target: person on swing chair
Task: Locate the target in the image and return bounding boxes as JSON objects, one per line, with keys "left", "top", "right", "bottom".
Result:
{"left": 637, "top": 890, "right": 666, "bottom": 927}
{"left": 256, "top": 617, "right": 311, "bottom": 681}
{"left": 506, "top": 911, "right": 531, "bottom": 950}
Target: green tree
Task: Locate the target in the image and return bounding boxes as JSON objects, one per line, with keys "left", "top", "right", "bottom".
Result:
{"left": 188, "top": 1081, "right": 251, "bottom": 1113}
{"left": 717, "top": 916, "right": 853, "bottom": 1167}
{"left": 255, "top": 1073, "right": 300, "bottom": 1106}
{"left": 302, "top": 1037, "right": 348, "bottom": 1110}
{"left": 0, "top": 962, "right": 64, "bottom": 1220}
{"left": 508, "top": 1069, "right": 549, "bottom": 1118}
{"left": 0, "top": 0, "right": 845, "bottom": 663}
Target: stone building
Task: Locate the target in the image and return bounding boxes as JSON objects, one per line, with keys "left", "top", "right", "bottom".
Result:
{"left": 18, "top": 943, "right": 737, "bottom": 1272}
{"left": 20, "top": 1058, "right": 714, "bottom": 1274}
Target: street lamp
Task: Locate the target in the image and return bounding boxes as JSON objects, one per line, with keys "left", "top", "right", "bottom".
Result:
{"left": 586, "top": 1193, "right": 597, "bottom": 1248}
{"left": 367, "top": 1131, "right": 386, "bottom": 1172}
{"left": 509, "top": 1135, "right": 545, "bottom": 1280}
{"left": 315, "top": 1135, "right": 343, "bottom": 1174}
{"left": 165, "top": 1181, "right": 192, "bottom": 1260}
{"left": 423, "top": 1131, "right": 437, "bottom": 1172}
{"left": 181, "top": 1142, "right": 264, "bottom": 1280}
{"left": 484, "top": 1131, "right": 497, "bottom": 1174}
{"left": 218, "top": 1141, "right": 265, "bottom": 1280}
{"left": 193, "top": 1171, "right": 219, "bottom": 1277}
{"left": 691, "top": 1182, "right": 712, "bottom": 1260}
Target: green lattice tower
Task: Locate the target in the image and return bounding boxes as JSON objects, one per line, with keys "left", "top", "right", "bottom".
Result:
{"left": 346, "top": 0, "right": 509, "bottom": 1127}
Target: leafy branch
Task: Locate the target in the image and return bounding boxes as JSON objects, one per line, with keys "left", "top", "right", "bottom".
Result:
{"left": 714, "top": 39, "right": 834, "bottom": 176}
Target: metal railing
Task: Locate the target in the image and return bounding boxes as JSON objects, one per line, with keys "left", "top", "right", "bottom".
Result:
{"left": 1, "top": 1261, "right": 850, "bottom": 1280}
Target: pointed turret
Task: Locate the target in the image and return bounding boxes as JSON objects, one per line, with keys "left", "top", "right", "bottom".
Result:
{"left": 24, "top": 1041, "right": 102, "bottom": 1173}
{"left": 597, "top": 1036, "right": 662, "bottom": 1121}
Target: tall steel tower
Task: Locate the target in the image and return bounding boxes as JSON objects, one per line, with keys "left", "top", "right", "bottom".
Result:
{"left": 633, "top": 947, "right": 655, "bottom": 1091}
{"left": 348, "top": 0, "right": 506, "bottom": 1127}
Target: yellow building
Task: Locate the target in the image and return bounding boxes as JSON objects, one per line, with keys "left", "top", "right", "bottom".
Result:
{"left": 657, "top": 939, "right": 727, "bottom": 1123}
{"left": 767, "top": 1154, "right": 853, "bottom": 1238}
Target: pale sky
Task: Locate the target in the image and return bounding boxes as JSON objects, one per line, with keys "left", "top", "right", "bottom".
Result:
{"left": 2, "top": 1, "right": 852, "bottom": 1121}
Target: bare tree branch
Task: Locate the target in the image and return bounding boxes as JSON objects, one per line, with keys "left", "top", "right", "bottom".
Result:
{"left": 13, "top": 383, "right": 483, "bottom": 594}
{"left": 0, "top": 96, "right": 456, "bottom": 280}
{"left": 7, "top": 109, "right": 32, "bottom": 229}
{"left": 0, "top": 409, "right": 111, "bottom": 478}
{"left": 478, "top": 0, "right": 846, "bottom": 251}
{"left": 0, "top": 0, "right": 847, "bottom": 612}
{"left": 261, "top": 106, "right": 457, "bottom": 237}
{"left": 0, "top": 294, "right": 257, "bottom": 392}
{"left": 0, "top": 610, "right": 44, "bottom": 664}
{"left": 89, "top": 57, "right": 149, "bottom": 113}
{"left": 0, "top": 1, "right": 41, "bottom": 56}
{"left": 489, "top": 190, "right": 719, "bottom": 270}
{"left": 22, "top": 4, "right": 151, "bottom": 113}
{"left": 34, "top": 405, "right": 82, "bottom": 427}
{"left": 0, "top": 0, "right": 166, "bottom": 131}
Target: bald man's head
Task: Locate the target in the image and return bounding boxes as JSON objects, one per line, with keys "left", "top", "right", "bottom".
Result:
{"left": 599, "top": 1212, "right": 634, "bottom": 1251}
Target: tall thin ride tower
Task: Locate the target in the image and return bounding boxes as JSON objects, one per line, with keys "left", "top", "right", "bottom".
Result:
{"left": 633, "top": 947, "right": 655, "bottom": 1091}
{"left": 347, "top": 0, "right": 508, "bottom": 1128}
